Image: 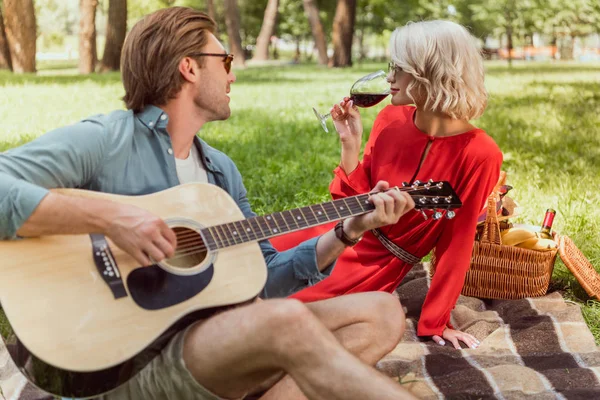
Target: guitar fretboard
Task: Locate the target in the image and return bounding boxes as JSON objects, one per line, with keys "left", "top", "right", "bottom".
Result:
{"left": 200, "top": 193, "right": 373, "bottom": 250}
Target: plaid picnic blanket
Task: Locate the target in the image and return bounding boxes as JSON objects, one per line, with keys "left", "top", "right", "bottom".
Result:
{"left": 2, "top": 262, "right": 600, "bottom": 399}
{"left": 380, "top": 262, "right": 600, "bottom": 399}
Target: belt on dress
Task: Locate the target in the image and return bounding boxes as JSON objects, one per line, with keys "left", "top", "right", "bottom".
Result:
{"left": 371, "top": 228, "right": 422, "bottom": 265}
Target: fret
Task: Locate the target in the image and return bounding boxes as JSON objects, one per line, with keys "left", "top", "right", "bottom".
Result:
{"left": 262, "top": 214, "right": 281, "bottom": 236}
{"left": 312, "top": 204, "right": 330, "bottom": 224}
{"left": 283, "top": 210, "right": 301, "bottom": 231}
{"left": 272, "top": 212, "right": 290, "bottom": 234}
{"left": 216, "top": 224, "right": 234, "bottom": 247}
{"left": 249, "top": 216, "right": 267, "bottom": 242}
{"left": 298, "top": 207, "right": 314, "bottom": 227}
{"left": 321, "top": 201, "right": 341, "bottom": 220}
{"left": 201, "top": 228, "right": 219, "bottom": 251}
{"left": 341, "top": 198, "right": 357, "bottom": 215}
{"left": 232, "top": 220, "right": 249, "bottom": 243}
{"left": 306, "top": 205, "right": 322, "bottom": 224}
{"left": 346, "top": 196, "right": 369, "bottom": 215}
{"left": 332, "top": 199, "right": 353, "bottom": 218}
{"left": 356, "top": 194, "right": 373, "bottom": 212}
{"left": 239, "top": 219, "right": 256, "bottom": 242}
{"left": 209, "top": 226, "right": 226, "bottom": 249}
{"left": 220, "top": 223, "right": 237, "bottom": 246}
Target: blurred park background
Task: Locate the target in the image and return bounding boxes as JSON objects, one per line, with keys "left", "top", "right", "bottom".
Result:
{"left": 0, "top": 0, "right": 599, "bottom": 340}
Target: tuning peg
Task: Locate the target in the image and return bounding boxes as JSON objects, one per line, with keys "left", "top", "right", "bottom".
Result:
{"left": 411, "top": 180, "right": 421, "bottom": 189}
{"left": 445, "top": 210, "right": 456, "bottom": 219}
{"left": 445, "top": 196, "right": 453, "bottom": 204}
{"left": 432, "top": 197, "right": 440, "bottom": 204}
{"left": 419, "top": 197, "right": 427, "bottom": 205}
{"left": 436, "top": 182, "right": 444, "bottom": 189}
{"left": 402, "top": 182, "right": 410, "bottom": 187}
{"left": 420, "top": 210, "right": 428, "bottom": 220}
{"left": 428, "top": 179, "right": 434, "bottom": 184}
{"left": 432, "top": 210, "right": 444, "bottom": 220}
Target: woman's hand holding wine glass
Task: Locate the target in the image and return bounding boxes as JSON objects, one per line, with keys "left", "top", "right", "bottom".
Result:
{"left": 332, "top": 98, "right": 363, "bottom": 174}
{"left": 312, "top": 70, "right": 390, "bottom": 133}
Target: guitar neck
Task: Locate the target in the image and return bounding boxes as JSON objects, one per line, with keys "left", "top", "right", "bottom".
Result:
{"left": 200, "top": 192, "right": 374, "bottom": 250}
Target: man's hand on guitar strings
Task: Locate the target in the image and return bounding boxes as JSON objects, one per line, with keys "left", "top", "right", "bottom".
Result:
{"left": 103, "top": 203, "right": 177, "bottom": 266}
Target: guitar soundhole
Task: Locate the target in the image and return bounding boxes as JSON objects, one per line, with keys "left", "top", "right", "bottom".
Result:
{"left": 162, "top": 227, "right": 208, "bottom": 271}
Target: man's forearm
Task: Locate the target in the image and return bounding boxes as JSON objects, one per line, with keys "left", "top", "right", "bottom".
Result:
{"left": 16, "top": 192, "right": 113, "bottom": 237}
{"left": 315, "top": 220, "right": 363, "bottom": 270}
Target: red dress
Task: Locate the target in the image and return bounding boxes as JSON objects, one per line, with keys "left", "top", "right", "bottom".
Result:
{"left": 272, "top": 105, "right": 502, "bottom": 337}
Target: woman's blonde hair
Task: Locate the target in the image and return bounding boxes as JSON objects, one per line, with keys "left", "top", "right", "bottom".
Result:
{"left": 390, "top": 20, "right": 487, "bottom": 120}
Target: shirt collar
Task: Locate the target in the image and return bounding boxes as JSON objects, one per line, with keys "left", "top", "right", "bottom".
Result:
{"left": 136, "top": 105, "right": 169, "bottom": 130}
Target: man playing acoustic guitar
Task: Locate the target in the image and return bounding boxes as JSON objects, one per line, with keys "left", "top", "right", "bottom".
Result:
{"left": 0, "top": 7, "right": 417, "bottom": 400}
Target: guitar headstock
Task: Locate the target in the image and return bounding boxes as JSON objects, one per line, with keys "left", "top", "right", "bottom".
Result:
{"left": 400, "top": 180, "right": 462, "bottom": 220}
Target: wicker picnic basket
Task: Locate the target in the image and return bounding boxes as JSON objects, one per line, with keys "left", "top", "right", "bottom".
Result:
{"left": 457, "top": 192, "right": 560, "bottom": 299}
{"left": 431, "top": 172, "right": 599, "bottom": 300}
{"left": 558, "top": 235, "right": 600, "bottom": 299}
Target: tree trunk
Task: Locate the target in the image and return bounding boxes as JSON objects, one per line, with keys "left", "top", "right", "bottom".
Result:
{"left": 331, "top": 0, "right": 356, "bottom": 67}
{"left": 252, "top": 0, "right": 279, "bottom": 61}
{"left": 357, "top": 27, "right": 366, "bottom": 61}
{"left": 100, "top": 0, "right": 127, "bottom": 72}
{"left": 505, "top": 26, "right": 513, "bottom": 68}
{"left": 224, "top": 0, "right": 246, "bottom": 67}
{"left": 0, "top": 7, "right": 12, "bottom": 71}
{"left": 3, "top": 0, "right": 36, "bottom": 73}
{"left": 79, "top": 0, "right": 98, "bottom": 74}
{"left": 302, "top": 0, "right": 328, "bottom": 66}
{"left": 294, "top": 37, "right": 300, "bottom": 63}
{"left": 206, "top": 0, "right": 217, "bottom": 31}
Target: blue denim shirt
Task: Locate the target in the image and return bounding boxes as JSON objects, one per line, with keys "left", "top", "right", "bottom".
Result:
{"left": 0, "top": 105, "right": 332, "bottom": 298}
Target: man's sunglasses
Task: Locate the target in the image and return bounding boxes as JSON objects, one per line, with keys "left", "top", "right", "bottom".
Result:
{"left": 195, "top": 53, "right": 234, "bottom": 73}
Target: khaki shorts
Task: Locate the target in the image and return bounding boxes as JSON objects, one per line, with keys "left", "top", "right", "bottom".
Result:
{"left": 99, "top": 328, "right": 223, "bottom": 400}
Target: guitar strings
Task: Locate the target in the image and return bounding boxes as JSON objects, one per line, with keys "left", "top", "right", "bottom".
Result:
{"left": 167, "top": 186, "right": 456, "bottom": 259}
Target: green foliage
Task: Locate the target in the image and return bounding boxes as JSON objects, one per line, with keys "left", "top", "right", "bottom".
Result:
{"left": 0, "top": 61, "right": 599, "bottom": 342}
{"left": 279, "top": 0, "right": 311, "bottom": 40}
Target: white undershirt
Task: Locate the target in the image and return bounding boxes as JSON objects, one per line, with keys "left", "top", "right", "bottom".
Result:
{"left": 174, "top": 145, "right": 208, "bottom": 184}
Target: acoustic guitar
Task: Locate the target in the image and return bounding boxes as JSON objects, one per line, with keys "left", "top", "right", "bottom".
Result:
{"left": 0, "top": 181, "right": 461, "bottom": 398}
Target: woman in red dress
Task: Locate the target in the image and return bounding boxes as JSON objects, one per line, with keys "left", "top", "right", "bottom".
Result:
{"left": 276, "top": 20, "right": 502, "bottom": 349}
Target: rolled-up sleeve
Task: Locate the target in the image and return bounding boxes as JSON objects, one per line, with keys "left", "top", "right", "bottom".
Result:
{"left": 0, "top": 176, "right": 50, "bottom": 239}
{"left": 228, "top": 163, "right": 333, "bottom": 298}
{"left": 0, "top": 119, "right": 108, "bottom": 239}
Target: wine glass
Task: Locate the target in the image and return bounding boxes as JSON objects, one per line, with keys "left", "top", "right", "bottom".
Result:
{"left": 312, "top": 70, "right": 391, "bottom": 133}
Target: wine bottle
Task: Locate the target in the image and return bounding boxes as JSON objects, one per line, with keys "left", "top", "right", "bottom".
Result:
{"left": 539, "top": 208, "right": 556, "bottom": 239}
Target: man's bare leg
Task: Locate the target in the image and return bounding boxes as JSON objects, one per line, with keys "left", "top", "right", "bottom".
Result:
{"left": 256, "top": 292, "right": 407, "bottom": 400}
{"left": 182, "top": 294, "right": 415, "bottom": 400}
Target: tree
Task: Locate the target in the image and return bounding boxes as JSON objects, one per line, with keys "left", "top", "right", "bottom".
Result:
{"left": 303, "top": 0, "right": 328, "bottom": 65}
{"left": 279, "top": 0, "right": 311, "bottom": 62}
{"left": 3, "top": 0, "right": 36, "bottom": 73}
{"left": 0, "top": 5, "right": 12, "bottom": 71}
{"left": 331, "top": 0, "right": 356, "bottom": 67}
{"left": 252, "top": 0, "right": 279, "bottom": 61}
{"left": 79, "top": 0, "right": 98, "bottom": 74}
{"left": 100, "top": 0, "right": 127, "bottom": 72}
{"left": 206, "top": 0, "right": 217, "bottom": 26}
{"left": 224, "top": 0, "right": 246, "bottom": 66}
{"left": 544, "top": 0, "right": 598, "bottom": 59}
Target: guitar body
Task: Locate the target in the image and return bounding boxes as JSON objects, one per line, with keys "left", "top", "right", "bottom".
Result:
{"left": 0, "top": 183, "right": 267, "bottom": 398}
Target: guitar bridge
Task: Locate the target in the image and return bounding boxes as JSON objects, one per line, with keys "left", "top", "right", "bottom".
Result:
{"left": 89, "top": 234, "right": 127, "bottom": 299}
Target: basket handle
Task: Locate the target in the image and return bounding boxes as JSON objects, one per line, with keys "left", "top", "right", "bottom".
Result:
{"left": 480, "top": 192, "right": 502, "bottom": 245}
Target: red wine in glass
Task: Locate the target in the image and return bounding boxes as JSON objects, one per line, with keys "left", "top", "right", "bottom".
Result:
{"left": 349, "top": 93, "right": 389, "bottom": 108}
{"left": 313, "top": 70, "right": 390, "bottom": 133}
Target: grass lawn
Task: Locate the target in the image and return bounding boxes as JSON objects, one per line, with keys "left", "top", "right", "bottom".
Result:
{"left": 1, "top": 60, "right": 599, "bottom": 342}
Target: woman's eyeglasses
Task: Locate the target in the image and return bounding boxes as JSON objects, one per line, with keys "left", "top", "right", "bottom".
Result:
{"left": 388, "top": 61, "right": 402, "bottom": 75}
{"left": 195, "top": 53, "right": 234, "bottom": 73}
